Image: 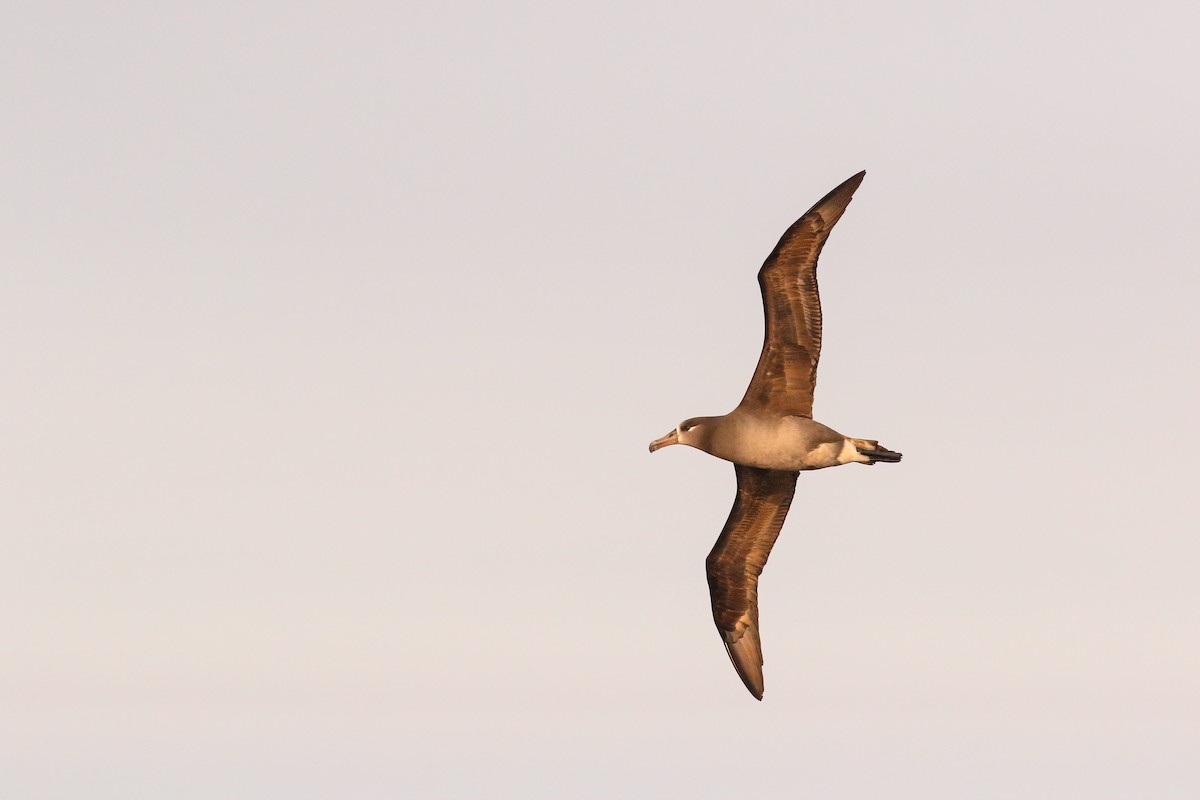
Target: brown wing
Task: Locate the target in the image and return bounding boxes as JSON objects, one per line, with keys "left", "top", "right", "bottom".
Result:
{"left": 737, "top": 171, "right": 866, "bottom": 418}
{"left": 705, "top": 464, "right": 800, "bottom": 700}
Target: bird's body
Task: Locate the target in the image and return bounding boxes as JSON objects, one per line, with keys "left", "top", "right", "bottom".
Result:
{"left": 653, "top": 411, "right": 896, "bottom": 472}
{"left": 649, "top": 170, "right": 901, "bottom": 700}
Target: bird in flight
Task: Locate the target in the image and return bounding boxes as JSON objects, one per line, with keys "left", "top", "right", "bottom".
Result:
{"left": 649, "top": 171, "right": 901, "bottom": 700}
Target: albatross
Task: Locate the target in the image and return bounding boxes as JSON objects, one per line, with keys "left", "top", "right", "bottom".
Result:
{"left": 648, "top": 171, "right": 901, "bottom": 700}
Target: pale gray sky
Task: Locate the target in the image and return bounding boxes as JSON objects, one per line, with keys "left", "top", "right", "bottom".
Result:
{"left": 4, "top": 2, "right": 1198, "bottom": 798}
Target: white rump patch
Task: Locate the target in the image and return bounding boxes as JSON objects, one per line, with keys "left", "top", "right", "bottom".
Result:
{"left": 837, "top": 439, "right": 871, "bottom": 465}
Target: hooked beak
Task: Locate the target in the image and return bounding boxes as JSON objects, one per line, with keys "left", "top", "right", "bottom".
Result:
{"left": 648, "top": 429, "right": 679, "bottom": 453}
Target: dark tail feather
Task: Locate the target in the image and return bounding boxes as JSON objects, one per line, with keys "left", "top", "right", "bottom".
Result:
{"left": 862, "top": 444, "right": 902, "bottom": 464}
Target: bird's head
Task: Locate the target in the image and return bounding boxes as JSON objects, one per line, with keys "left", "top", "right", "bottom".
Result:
{"left": 648, "top": 417, "right": 711, "bottom": 452}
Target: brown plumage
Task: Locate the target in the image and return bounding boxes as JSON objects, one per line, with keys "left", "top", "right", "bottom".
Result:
{"left": 706, "top": 465, "right": 799, "bottom": 700}
{"left": 649, "top": 170, "right": 901, "bottom": 700}
{"left": 738, "top": 171, "right": 864, "bottom": 418}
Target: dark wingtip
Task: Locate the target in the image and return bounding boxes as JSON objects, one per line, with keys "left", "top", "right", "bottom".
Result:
{"left": 834, "top": 169, "right": 867, "bottom": 195}
{"left": 760, "top": 170, "right": 868, "bottom": 270}
{"left": 723, "top": 635, "right": 766, "bottom": 701}
{"left": 803, "top": 170, "right": 867, "bottom": 222}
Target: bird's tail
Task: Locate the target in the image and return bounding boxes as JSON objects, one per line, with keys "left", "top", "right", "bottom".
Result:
{"left": 849, "top": 438, "right": 903, "bottom": 464}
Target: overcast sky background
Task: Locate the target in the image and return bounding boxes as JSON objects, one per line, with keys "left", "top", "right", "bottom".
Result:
{"left": 4, "top": 2, "right": 1199, "bottom": 798}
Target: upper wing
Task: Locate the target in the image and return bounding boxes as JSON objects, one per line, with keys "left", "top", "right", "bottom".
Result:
{"left": 705, "top": 464, "right": 800, "bottom": 700}
{"left": 737, "top": 171, "right": 866, "bottom": 418}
